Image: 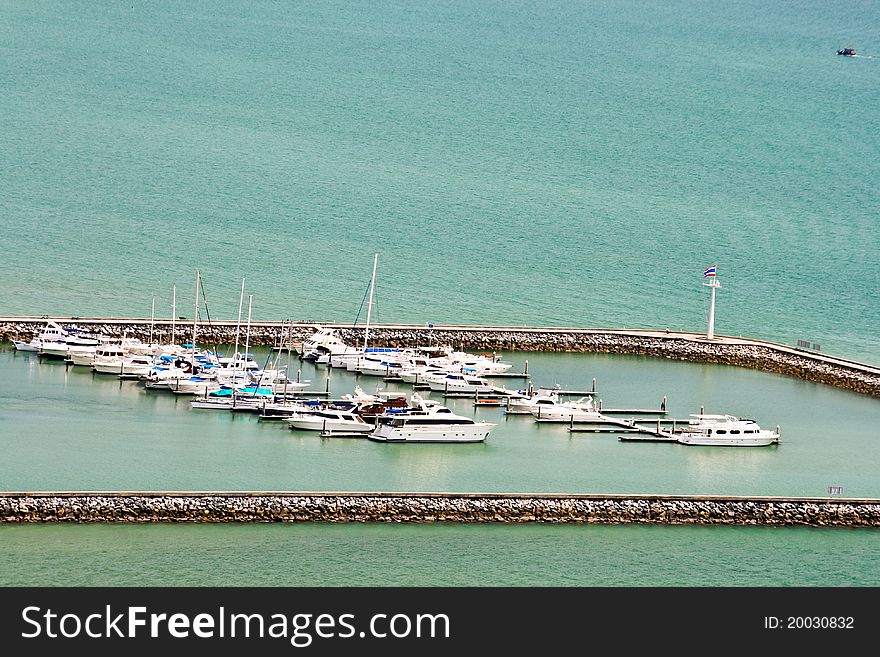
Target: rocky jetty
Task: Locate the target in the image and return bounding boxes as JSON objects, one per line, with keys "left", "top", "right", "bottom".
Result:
{"left": 2, "top": 318, "right": 879, "bottom": 397}
{"left": 2, "top": 492, "right": 878, "bottom": 527}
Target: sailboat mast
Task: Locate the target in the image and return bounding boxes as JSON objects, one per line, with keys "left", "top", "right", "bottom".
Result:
{"left": 234, "top": 278, "right": 245, "bottom": 362}
{"left": 243, "top": 294, "right": 253, "bottom": 361}
{"left": 362, "top": 253, "right": 378, "bottom": 352}
{"left": 149, "top": 296, "right": 155, "bottom": 345}
{"left": 171, "top": 284, "right": 177, "bottom": 345}
{"left": 192, "top": 270, "right": 200, "bottom": 354}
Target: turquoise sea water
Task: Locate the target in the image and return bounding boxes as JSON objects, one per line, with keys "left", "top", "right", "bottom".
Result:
{"left": 4, "top": 347, "right": 880, "bottom": 497}
{"left": 1, "top": 0, "right": 878, "bottom": 363}
{"left": 1, "top": 1, "right": 879, "bottom": 587}
{"left": 2, "top": 523, "right": 878, "bottom": 586}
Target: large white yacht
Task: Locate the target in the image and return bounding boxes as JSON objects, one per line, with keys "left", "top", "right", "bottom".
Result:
{"left": 676, "top": 415, "right": 781, "bottom": 447}
{"left": 368, "top": 395, "right": 495, "bottom": 443}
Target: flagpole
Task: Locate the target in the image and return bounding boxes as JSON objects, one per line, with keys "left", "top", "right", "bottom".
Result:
{"left": 171, "top": 284, "right": 177, "bottom": 346}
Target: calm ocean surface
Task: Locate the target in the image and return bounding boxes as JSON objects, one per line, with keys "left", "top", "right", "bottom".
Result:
{"left": 2, "top": 523, "right": 878, "bottom": 586}
{"left": 2, "top": 346, "right": 880, "bottom": 585}
{"left": 0, "top": 0, "right": 878, "bottom": 362}
{"left": 1, "top": 1, "right": 878, "bottom": 586}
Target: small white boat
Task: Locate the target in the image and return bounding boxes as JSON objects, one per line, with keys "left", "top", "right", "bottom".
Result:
{"left": 90, "top": 344, "right": 130, "bottom": 372}
{"left": 258, "top": 400, "right": 319, "bottom": 419}
{"left": 299, "top": 327, "right": 353, "bottom": 360}
{"left": 191, "top": 386, "right": 276, "bottom": 410}
{"left": 119, "top": 336, "right": 157, "bottom": 356}
{"left": 505, "top": 386, "right": 561, "bottom": 415}
{"left": 427, "top": 372, "right": 495, "bottom": 394}
{"left": 142, "top": 364, "right": 193, "bottom": 389}
{"left": 344, "top": 350, "right": 401, "bottom": 372}
{"left": 676, "top": 414, "right": 781, "bottom": 447}
{"left": 248, "top": 368, "right": 310, "bottom": 395}
{"left": 529, "top": 396, "right": 601, "bottom": 422}
{"left": 398, "top": 366, "right": 448, "bottom": 385}
{"left": 12, "top": 340, "right": 40, "bottom": 352}
{"left": 286, "top": 409, "right": 374, "bottom": 433}
{"left": 442, "top": 350, "right": 514, "bottom": 376}
{"left": 40, "top": 332, "right": 102, "bottom": 359}
{"left": 13, "top": 321, "right": 70, "bottom": 352}
{"left": 94, "top": 354, "right": 155, "bottom": 377}
{"left": 169, "top": 375, "right": 221, "bottom": 395}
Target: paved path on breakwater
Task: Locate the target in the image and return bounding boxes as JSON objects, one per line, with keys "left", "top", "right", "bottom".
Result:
{"left": 2, "top": 492, "right": 879, "bottom": 527}
{"left": 2, "top": 316, "right": 879, "bottom": 397}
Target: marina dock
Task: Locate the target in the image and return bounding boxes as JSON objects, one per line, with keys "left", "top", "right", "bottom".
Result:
{"left": 568, "top": 415, "right": 680, "bottom": 441}
{"left": 597, "top": 396, "right": 666, "bottom": 415}
{"left": 617, "top": 434, "right": 679, "bottom": 443}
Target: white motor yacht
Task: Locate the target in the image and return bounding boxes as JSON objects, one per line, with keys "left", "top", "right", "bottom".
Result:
{"left": 368, "top": 395, "right": 495, "bottom": 443}
{"left": 119, "top": 337, "right": 156, "bottom": 356}
{"left": 93, "top": 354, "right": 155, "bottom": 377}
{"left": 286, "top": 409, "right": 374, "bottom": 433}
{"left": 529, "top": 396, "right": 602, "bottom": 422}
{"left": 676, "top": 415, "right": 781, "bottom": 447}
{"left": 299, "top": 327, "right": 353, "bottom": 361}
{"left": 398, "top": 366, "right": 452, "bottom": 385}
{"left": 169, "top": 375, "right": 222, "bottom": 396}
{"left": 344, "top": 349, "right": 401, "bottom": 372}
{"left": 90, "top": 344, "right": 130, "bottom": 373}
{"left": 39, "top": 331, "right": 101, "bottom": 359}
{"left": 427, "top": 372, "right": 495, "bottom": 395}
{"left": 12, "top": 321, "right": 70, "bottom": 352}
{"left": 438, "top": 348, "right": 514, "bottom": 376}
{"left": 506, "top": 386, "right": 561, "bottom": 415}
{"left": 356, "top": 358, "right": 407, "bottom": 377}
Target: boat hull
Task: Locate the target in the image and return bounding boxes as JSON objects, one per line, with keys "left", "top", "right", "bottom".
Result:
{"left": 677, "top": 433, "right": 780, "bottom": 447}
{"left": 287, "top": 418, "right": 373, "bottom": 433}
{"left": 69, "top": 352, "right": 97, "bottom": 366}
{"left": 12, "top": 341, "right": 39, "bottom": 352}
{"left": 368, "top": 424, "right": 493, "bottom": 443}
{"left": 39, "top": 342, "right": 71, "bottom": 358}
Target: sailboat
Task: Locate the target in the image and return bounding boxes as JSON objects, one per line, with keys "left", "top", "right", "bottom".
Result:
{"left": 341, "top": 254, "right": 400, "bottom": 373}
{"left": 296, "top": 254, "right": 396, "bottom": 368}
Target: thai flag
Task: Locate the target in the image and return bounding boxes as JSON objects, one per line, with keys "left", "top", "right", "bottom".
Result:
{"left": 703, "top": 265, "right": 717, "bottom": 278}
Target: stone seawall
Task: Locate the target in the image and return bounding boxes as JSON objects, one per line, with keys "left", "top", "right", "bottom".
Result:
{"left": 2, "top": 493, "right": 879, "bottom": 527}
{"left": 3, "top": 318, "right": 879, "bottom": 397}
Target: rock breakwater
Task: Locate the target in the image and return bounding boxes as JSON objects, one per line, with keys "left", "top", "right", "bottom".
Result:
{"left": 2, "top": 493, "right": 879, "bottom": 527}
{"left": 2, "top": 318, "right": 879, "bottom": 397}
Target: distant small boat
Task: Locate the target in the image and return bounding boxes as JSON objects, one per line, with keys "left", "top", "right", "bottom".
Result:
{"left": 837, "top": 47, "right": 856, "bottom": 57}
